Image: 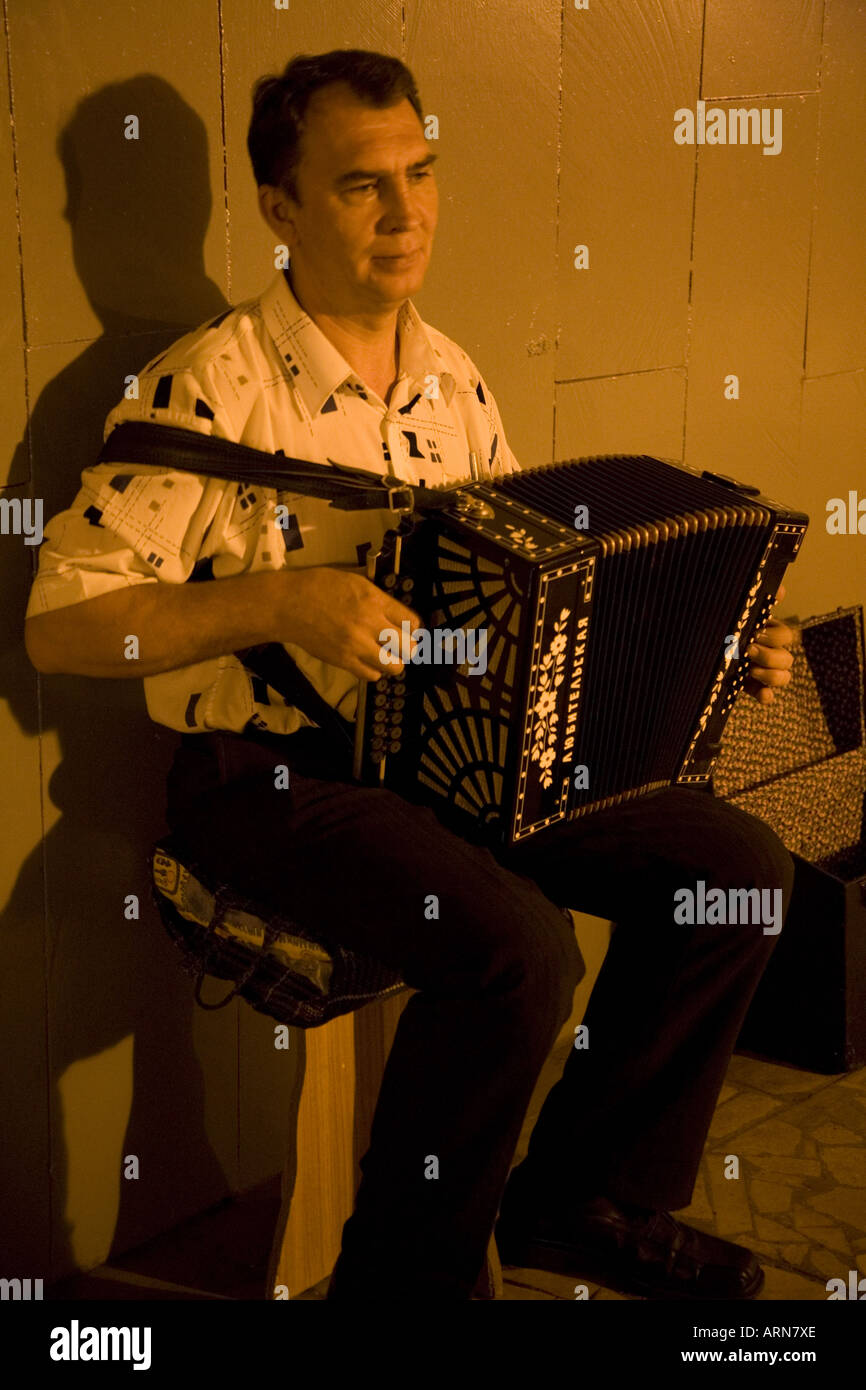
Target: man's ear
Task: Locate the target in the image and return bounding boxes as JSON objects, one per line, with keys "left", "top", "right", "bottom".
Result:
{"left": 257, "top": 183, "right": 298, "bottom": 245}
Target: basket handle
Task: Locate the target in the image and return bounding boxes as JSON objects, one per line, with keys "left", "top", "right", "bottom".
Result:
{"left": 191, "top": 888, "right": 268, "bottom": 1011}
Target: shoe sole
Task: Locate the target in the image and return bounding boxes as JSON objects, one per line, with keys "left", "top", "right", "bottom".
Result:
{"left": 497, "top": 1232, "right": 765, "bottom": 1302}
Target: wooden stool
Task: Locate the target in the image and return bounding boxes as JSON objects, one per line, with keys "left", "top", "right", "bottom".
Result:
{"left": 265, "top": 987, "right": 501, "bottom": 1298}
{"left": 268, "top": 910, "right": 612, "bottom": 1299}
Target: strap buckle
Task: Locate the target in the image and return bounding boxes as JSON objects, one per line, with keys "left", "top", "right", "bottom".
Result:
{"left": 385, "top": 481, "right": 415, "bottom": 513}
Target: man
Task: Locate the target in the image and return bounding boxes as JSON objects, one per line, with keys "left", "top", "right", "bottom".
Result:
{"left": 25, "top": 50, "right": 796, "bottom": 1302}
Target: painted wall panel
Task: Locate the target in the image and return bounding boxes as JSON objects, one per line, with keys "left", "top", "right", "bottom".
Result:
{"left": 702, "top": 0, "right": 823, "bottom": 98}
{"left": 0, "top": 12, "right": 28, "bottom": 487}
{"left": 0, "top": 539, "right": 50, "bottom": 1272}
{"left": 405, "top": 0, "right": 560, "bottom": 466}
{"left": 684, "top": 97, "right": 816, "bottom": 492}
{"left": 556, "top": 0, "right": 702, "bottom": 383}
{"left": 805, "top": 0, "right": 866, "bottom": 378}
{"left": 555, "top": 368, "right": 686, "bottom": 461}
{"left": 796, "top": 370, "right": 866, "bottom": 616}
{"left": 7, "top": 0, "right": 228, "bottom": 348}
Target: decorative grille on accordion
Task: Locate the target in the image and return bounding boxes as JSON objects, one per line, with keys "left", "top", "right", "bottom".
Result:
{"left": 355, "top": 455, "right": 808, "bottom": 846}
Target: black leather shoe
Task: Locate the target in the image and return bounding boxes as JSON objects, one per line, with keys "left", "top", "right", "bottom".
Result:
{"left": 496, "top": 1192, "right": 764, "bottom": 1300}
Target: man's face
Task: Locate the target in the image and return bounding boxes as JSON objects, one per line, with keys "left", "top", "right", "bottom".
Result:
{"left": 268, "top": 84, "right": 438, "bottom": 313}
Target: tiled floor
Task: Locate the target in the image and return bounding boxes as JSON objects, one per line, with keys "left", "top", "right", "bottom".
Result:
{"left": 51, "top": 1042, "right": 865, "bottom": 1302}
{"left": 486, "top": 1041, "right": 866, "bottom": 1302}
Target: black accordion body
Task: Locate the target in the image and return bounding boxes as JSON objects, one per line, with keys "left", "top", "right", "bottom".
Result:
{"left": 354, "top": 455, "right": 808, "bottom": 846}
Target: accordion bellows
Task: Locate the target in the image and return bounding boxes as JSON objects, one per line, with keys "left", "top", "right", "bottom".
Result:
{"left": 357, "top": 455, "right": 808, "bottom": 844}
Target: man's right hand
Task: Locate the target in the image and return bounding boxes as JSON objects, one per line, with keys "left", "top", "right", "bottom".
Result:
{"left": 275, "top": 566, "right": 422, "bottom": 683}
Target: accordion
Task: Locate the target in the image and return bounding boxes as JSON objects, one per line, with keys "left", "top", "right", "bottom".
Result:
{"left": 353, "top": 455, "right": 808, "bottom": 846}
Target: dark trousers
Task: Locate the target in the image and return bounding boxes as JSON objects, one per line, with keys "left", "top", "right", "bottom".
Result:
{"left": 165, "top": 727, "right": 794, "bottom": 1300}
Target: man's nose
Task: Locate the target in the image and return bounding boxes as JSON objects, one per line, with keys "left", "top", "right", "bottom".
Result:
{"left": 379, "top": 178, "right": 422, "bottom": 227}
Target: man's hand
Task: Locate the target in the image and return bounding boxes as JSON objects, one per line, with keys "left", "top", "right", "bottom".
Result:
{"left": 744, "top": 583, "right": 794, "bottom": 705}
{"left": 276, "top": 565, "right": 421, "bottom": 683}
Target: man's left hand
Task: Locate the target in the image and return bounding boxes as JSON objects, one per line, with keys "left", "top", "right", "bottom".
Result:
{"left": 744, "top": 584, "right": 794, "bottom": 705}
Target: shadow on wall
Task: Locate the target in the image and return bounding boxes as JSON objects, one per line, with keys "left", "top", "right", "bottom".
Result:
{"left": 0, "top": 76, "right": 299, "bottom": 1283}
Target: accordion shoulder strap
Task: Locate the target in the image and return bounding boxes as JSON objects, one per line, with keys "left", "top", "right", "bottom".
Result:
{"left": 95, "top": 421, "right": 419, "bottom": 753}
{"left": 97, "top": 420, "right": 454, "bottom": 513}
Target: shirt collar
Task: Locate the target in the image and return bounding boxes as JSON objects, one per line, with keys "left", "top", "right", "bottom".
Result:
{"left": 260, "top": 268, "right": 453, "bottom": 418}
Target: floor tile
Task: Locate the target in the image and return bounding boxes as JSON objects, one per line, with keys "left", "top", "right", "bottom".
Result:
{"left": 780, "top": 1244, "right": 810, "bottom": 1265}
{"left": 812, "top": 1123, "right": 862, "bottom": 1144}
{"left": 821, "top": 1148, "right": 866, "bottom": 1186}
{"left": 683, "top": 1061, "right": 866, "bottom": 1294}
{"left": 706, "top": 1163, "right": 754, "bottom": 1234}
{"left": 679, "top": 1169, "right": 714, "bottom": 1224}
{"left": 756, "top": 1265, "right": 829, "bottom": 1300}
{"left": 750, "top": 1156, "right": 822, "bottom": 1179}
{"left": 725, "top": 1117, "right": 804, "bottom": 1155}
{"left": 751, "top": 1180, "right": 795, "bottom": 1214}
{"left": 807, "top": 1245, "right": 850, "bottom": 1281}
{"left": 708, "top": 1090, "right": 782, "bottom": 1139}
{"left": 805, "top": 1188, "right": 866, "bottom": 1232}
{"left": 755, "top": 1215, "right": 799, "bottom": 1242}
{"left": 795, "top": 1223, "right": 852, "bottom": 1256}
{"left": 728, "top": 1055, "right": 837, "bottom": 1097}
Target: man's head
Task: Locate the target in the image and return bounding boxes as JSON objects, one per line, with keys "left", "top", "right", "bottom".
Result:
{"left": 248, "top": 51, "right": 438, "bottom": 316}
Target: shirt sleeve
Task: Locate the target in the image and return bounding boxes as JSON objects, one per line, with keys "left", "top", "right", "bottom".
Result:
{"left": 25, "top": 357, "right": 236, "bottom": 618}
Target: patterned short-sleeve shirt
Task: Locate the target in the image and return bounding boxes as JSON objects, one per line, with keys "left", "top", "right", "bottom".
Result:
{"left": 26, "top": 269, "right": 520, "bottom": 737}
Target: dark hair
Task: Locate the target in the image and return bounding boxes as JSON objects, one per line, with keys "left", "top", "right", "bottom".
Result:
{"left": 247, "top": 49, "right": 424, "bottom": 201}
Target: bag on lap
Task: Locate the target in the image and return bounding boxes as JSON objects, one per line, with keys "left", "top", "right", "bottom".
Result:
{"left": 150, "top": 836, "right": 406, "bottom": 1028}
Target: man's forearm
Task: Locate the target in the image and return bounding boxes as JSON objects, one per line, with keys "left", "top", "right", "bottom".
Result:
{"left": 25, "top": 569, "right": 291, "bottom": 678}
